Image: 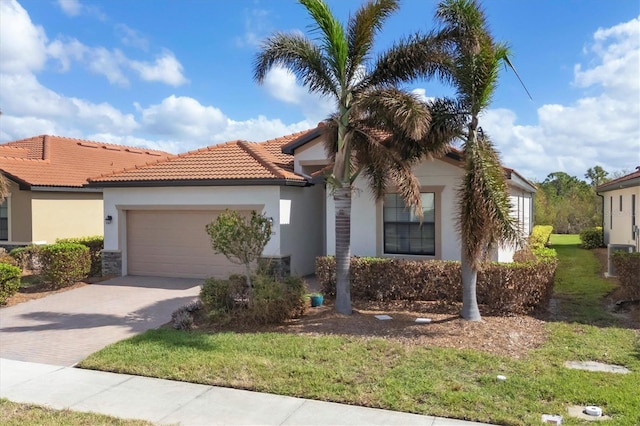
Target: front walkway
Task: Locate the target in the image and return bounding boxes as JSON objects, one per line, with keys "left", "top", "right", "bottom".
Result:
{"left": 0, "top": 358, "right": 494, "bottom": 426}
{"left": 0, "top": 276, "right": 201, "bottom": 366}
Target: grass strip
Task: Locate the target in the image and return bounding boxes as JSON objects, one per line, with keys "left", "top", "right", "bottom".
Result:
{"left": 0, "top": 398, "right": 154, "bottom": 426}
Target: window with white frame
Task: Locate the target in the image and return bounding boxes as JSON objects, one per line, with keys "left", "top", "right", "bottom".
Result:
{"left": 383, "top": 193, "right": 435, "bottom": 255}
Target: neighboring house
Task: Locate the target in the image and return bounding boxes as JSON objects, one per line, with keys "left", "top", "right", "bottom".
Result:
{"left": 0, "top": 135, "right": 170, "bottom": 247}
{"left": 90, "top": 125, "right": 535, "bottom": 279}
{"left": 597, "top": 167, "right": 640, "bottom": 253}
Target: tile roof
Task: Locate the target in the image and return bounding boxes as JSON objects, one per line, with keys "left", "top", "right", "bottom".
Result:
{"left": 596, "top": 167, "right": 640, "bottom": 192}
{"left": 0, "top": 135, "right": 171, "bottom": 188}
{"left": 89, "top": 129, "right": 314, "bottom": 185}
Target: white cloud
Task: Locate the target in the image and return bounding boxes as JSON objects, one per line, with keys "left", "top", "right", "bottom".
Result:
{"left": 87, "top": 47, "right": 130, "bottom": 86}
{"left": 130, "top": 52, "right": 188, "bottom": 86}
{"left": 263, "top": 65, "right": 334, "bottom": 124}
{"left": 0, "top": 0, "right": 48, "bottom": 74}
{"left": 483, "top": 17, "right": 640, "bottom": 181}
{"left": 115, "top": 24, "right": 149, "bottom": 50}
{"left": 56, "top": 0, "right": 81, "bottom": 17}
{"left": 235, "top": 8, "right": 271, "bottom": 48}
{"left": 139, "top": 96, "right": 227, "bottom": 141}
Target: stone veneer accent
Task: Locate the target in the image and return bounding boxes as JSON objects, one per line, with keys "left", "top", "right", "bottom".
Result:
{"left": 258, "top": 255, "right": 291, "bottom": 279}
{"left": 102, "top": 250, "right": 122, "bottom": 276}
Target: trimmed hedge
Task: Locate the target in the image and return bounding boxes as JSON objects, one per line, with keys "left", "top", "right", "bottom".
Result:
{"left": 0, "top": 263, "right": 21, "bottom": 304}
{"left": 316, "top": 255, "right": 557, "bottom": 316}
{"left": 529, "top": 225, "right": 553, "bottom": 249}
{"left": 579, "top": 226, "right": 604, "bottom": 249}
{"left": 57, "top": 236, "right": 103, "bottom": 277}
{"left": 611, "top": 251, "right": 640, "bottom": 300}
{"left": 40, "top": 243, "right": 91, "bottom": 289}
{"left": 9, "top": 245, "right": 41, "bottom": 272}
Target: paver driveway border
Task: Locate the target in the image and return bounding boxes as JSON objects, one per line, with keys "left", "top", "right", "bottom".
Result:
{"left": 0, "top": 276, "right": 202, "bottom": 366}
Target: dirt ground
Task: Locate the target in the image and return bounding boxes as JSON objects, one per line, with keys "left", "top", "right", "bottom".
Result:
{"left": 207, "top": 248, "right": 638, "bottom": 358}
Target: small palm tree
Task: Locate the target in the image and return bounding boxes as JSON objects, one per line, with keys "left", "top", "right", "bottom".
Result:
{"left": 254, "top": 0, "right": 458, "bottom": 314}
{"left": 433, "top": 0, "right": 530, "bottom": 320}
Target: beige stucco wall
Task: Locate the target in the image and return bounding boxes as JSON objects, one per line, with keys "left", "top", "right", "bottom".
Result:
{"left": 602, "top": 185, "right": 640, "bottom": 250}
{"left": 5, "top": 180, "right": 33, "bottom": 243}
{"left": 31, "top": 191, "right": 103, "bottom": 244}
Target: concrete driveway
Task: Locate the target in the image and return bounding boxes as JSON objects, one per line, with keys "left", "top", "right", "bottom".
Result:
{"left": 0, "top": 276, "right": 202, "bottom": 366}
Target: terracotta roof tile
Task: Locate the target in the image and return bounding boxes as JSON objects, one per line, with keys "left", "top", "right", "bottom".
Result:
{"left": 0, "top": 135, "right": 172, "bottom": 188}
{"left": 89, "top": 129, "right": 317, "bottom": 184}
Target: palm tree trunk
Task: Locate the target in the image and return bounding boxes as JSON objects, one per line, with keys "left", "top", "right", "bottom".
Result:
{"left": 334, "top": 186, "right": 352, "bottom": 315}
{"left": 460, "top": 249, "right": 481, "bottom": 321}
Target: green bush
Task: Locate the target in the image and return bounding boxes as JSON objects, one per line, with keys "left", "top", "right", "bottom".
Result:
{"left": 579, "top": 226, "right": 604, "bottom": 249}
{"left": 57, "top": 236, "right": 103, "bottom": 277}
{"left": 249, "top": 274, "right": 306, "bottom": 324}
{"left": 611, "top": 251, "right": 640, "bottom": 299}
{"left": 9, "top": 245, "right": 41, "bottom": 272}
{"left": 199, "top": 273, "right": 306, "bottom": 325}
{"left": 316, "top": 255, "right": 557, "bottom": 316}
{"left": 0, "top": 263, "right": 21, "bottom": 304}
{"left": 39, "top": 243, "right": 90, "bottom": 289}
{"left": 529, "top": 225, "right": 553, "bottom": 249}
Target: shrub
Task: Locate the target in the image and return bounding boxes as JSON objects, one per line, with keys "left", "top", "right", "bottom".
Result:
{"left": 199, "top": 273, "right": 306, "bottom": 325}
{"left": 200, "top": 276, "right": 243, "bottom": 323}
{"left": 9, "top": 245, "right": 41, "bottom": 272}
{"left": 57, "top": 236, "right": 103, "bottom": 277}
{"left": 316, "top": 255, "right": 557, "bottom": 316}
{"left": 0, "top": 263, "right": 21, "bottom": 304}
{"left": 248, "top": 274, "right": 306, "bottom": 324}
{"left": 171, "top": 300, "right": 204, "bottom": 330}
{"left": 611, "top": 252, "right": 640, "bottom": 300}
{"left": 39, "top": 243, "right": 90, "bottom": 289}
{"left": 579, "top": 226, "right": 604, "bottom": 249}
{"left": 529, "top": 225, "right": 553, "bottom": 250}
{"left": 0, "top": 248, "right": 18, "bottom": 267}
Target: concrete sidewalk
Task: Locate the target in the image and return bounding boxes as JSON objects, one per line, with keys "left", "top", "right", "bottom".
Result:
{"left": 1, "top": 358, "right": 493, "bottom": 425}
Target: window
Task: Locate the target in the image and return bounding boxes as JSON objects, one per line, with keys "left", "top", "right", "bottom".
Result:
{"left": 0, "top": 199, "right": 8, "bottom": 241}
{"left": 383, "top": 193, "right": 435, "bottom": 255}
{"left": 620, "top": 195, "right": 623, "bottom": 211}
{"left": 632, "top": 194, "right": 636, "bottom": 240}
{"left": 610, "top": 196, "right": 613, "bottom": 230}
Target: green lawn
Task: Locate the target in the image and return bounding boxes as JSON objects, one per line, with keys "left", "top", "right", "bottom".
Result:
{"left": 76, "top": 235, "right": 640, "bottom": 426}
{"left": 0, "top": 399, "right": 154, "bottom": 426}
{"left": 549, "top": 234, "right": 618, "bottom": 325}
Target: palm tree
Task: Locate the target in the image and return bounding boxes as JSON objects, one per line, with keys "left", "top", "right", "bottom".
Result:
{"left": 254, "top": 0, "right": 458, "bottom": 314}
{"left": 433, "top": 0, "right": 529, "bottom": 320}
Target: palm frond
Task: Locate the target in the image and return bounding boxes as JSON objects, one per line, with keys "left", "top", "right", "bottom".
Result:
{"left": 354, "top": 88, "right": 432, "bottom": 141}
{"left": 254, "top": 32, "right": 337, "bottom": 97}
{"left": 457, "top": 132, "right": 521, "bottom": 266}
{"left": 346, "top": 0, "right": 399, "bottom": 82}
{"left": 299, "top": 0, "right": 348, "bottom": 87}
{"left": 365, "top": 32, "right": 453, "bottom": 89}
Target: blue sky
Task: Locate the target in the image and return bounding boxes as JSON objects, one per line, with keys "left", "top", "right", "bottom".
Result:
{"left": 0, "top": 0, "right": 638, "bottom": 181}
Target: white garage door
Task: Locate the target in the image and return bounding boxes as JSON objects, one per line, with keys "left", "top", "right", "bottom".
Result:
{"left": 127, "top": 210, "right": 245, "bottom": 279}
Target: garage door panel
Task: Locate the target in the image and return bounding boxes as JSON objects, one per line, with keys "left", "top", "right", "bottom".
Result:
{"left": 127, "top": 210, "right": 244, "bottom": 279}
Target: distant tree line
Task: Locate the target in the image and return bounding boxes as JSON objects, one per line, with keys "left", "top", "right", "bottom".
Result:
{"left": 533, "top": 166, "right": 629, "bottom": 233}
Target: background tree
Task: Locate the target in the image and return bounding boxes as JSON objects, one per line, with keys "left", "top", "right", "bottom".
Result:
{"left": 433, "top": 0, "right": 527, "bottom": 321}
{"left": 254, "top": 0, "right": 460, "bottom": 314}
{"left": 533, "top": 169, "right": 603, "bottom": 233}
{"left": 205, "top": 210, "right": 272, "bottom": 295}
{"left": 585, "top": 165, "right": 609, "bottom": 187}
